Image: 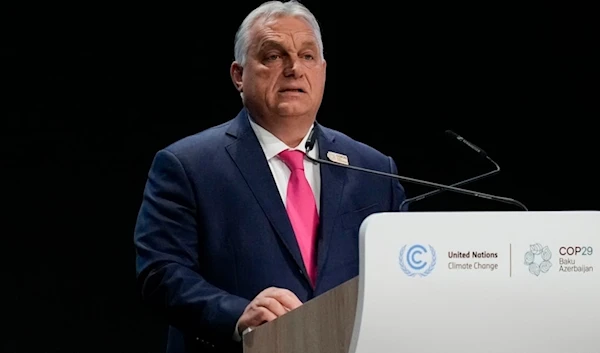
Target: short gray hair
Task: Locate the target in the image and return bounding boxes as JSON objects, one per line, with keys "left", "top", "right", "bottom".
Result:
{"left": 233, "top": 1, "right": 324, "bottom": 67}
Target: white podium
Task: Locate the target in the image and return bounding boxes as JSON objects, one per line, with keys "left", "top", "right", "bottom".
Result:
{"left": 244, "top": 211, "right": 600, "bottom": 353}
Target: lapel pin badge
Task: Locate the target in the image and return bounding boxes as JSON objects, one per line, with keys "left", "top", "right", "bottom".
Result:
{"left": 327, "top": 151, "right": 349, "bottom": 165}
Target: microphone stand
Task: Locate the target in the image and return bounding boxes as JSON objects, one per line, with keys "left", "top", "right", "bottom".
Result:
{"left": 304, "top": 128, "right": 528, "bottom": 211}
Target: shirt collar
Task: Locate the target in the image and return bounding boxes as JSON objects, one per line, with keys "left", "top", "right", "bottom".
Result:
{"left": 248, "top": 114, "right": 315, "bottom": 161}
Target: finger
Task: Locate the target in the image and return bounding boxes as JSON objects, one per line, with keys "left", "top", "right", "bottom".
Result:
{"left": 262, "top": 287, "right": 303, "bottom": 309}
{"left": 252, "top": 306, "right": 278, "bottom": 325}
{"left": 269, "top": 288, "right": 303, "bottom": 310}
{"left": 239, "top": 307, "right": 277, "bottom": 333}
{"left": 256, "top": 296, "right": 289, "bottom": 316}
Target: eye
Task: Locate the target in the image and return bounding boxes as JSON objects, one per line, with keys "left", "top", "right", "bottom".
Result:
{"left": 302, "top": 54, "right": 314, "bottom": 60}
{"left": 266, "top": 54, "right": 281, "bottom": 61}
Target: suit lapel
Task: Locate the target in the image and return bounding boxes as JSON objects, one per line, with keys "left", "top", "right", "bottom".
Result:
{"left": 225, "top": 110, "right": 310, "bottom": 283}
{"left": 314, "top": 124, "right": 347, "bottom": 286}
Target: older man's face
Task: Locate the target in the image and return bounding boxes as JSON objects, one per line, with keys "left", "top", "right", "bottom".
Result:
{"left": 234, "top": 16, "right": 326, "bottom": 120}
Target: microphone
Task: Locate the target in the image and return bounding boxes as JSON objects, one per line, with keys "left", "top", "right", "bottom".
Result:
{"left": 304, "top": 127, "right": 528, "bottom": 211}
{"left": 445, "top": 129, "right": 489, "bottom": 157}
{"left": 398, "top": 130, "right": 500, "bottom": 209}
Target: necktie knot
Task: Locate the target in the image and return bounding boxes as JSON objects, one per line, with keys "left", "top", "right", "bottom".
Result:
{"left": 279, "top": 150, "right": 305, "bottom": 171}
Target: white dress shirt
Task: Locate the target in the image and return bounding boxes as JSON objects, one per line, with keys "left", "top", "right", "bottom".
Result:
{"left": 248, "top": 116, "right": 321, "bottom": 214}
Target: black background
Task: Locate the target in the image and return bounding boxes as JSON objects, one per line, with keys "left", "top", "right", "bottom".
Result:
{"left": 2, "top": 1, "right": 598, "bottom": 352}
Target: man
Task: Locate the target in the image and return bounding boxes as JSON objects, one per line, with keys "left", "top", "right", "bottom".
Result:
{"left": 134, "top": 1, "right": 407, "bottom": 352}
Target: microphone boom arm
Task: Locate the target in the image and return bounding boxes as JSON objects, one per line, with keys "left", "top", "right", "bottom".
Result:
{"left": 305, "top": 154, "right": 528, "bottom": 211}
{"left": 399, "top": 156, "right": 501, "bottom": 209}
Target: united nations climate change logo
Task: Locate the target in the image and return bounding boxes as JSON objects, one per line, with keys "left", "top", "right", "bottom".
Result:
{"left": 399, "top": 244, "right": 436, "bottom": 277}
{"left": 524, "top": 243, "right": 552, "bottom": 276}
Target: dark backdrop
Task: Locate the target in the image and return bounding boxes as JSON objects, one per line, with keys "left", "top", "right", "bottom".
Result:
{"left": 3, "top": 1, "right": 597, "bottom": 352}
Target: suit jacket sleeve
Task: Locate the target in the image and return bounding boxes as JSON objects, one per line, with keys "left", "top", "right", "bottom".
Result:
{"left": 134, "top": 149, "right": 250, "bottom": 343}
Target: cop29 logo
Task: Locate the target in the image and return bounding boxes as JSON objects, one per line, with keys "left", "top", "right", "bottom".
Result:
{"left": 399, "top": 244, "right": 437, "bottom": 277}
{"left": 524, "top": 243, "right": 552, "bottom": 276}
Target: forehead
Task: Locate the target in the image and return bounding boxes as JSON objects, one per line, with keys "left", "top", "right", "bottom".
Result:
{"left": 250, "top": 16, "right": 317, "bottom": 46}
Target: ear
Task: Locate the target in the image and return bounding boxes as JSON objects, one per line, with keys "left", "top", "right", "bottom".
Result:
{"left": 230, "top": 62, "right": 244, "bottom": 92}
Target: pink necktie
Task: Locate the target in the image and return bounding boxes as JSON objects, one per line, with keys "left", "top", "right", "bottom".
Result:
{"left": 278, "top": 149, "right": 319, "bottom": 287}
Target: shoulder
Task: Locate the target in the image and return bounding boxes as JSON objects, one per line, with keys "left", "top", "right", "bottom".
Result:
{"left": 153, "top": 107, "right": 254, "bottom": 172}
{"left": 160, "top": 108, "right": 252, "bottom": 162}
{"left": 319, "top": 125, "right": 391, "bottom": 163}
{"left": 163, "top": 119, "right": 233, "bottom": 159}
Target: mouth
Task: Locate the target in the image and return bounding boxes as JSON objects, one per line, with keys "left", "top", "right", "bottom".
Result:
{"left": 279, "top": 88, "right": 305, "bottom": 93}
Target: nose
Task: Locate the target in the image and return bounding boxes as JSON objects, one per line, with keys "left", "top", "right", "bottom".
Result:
{"left": 283, "top": 56, "right": 304, "bottom": 78}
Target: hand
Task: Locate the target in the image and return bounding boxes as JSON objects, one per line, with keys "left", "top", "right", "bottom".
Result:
{"left": 236, "top": 287, "right": 303, "bottom": 335}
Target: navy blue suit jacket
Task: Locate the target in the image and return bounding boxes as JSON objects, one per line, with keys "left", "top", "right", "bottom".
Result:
{"left": 134, "top": 109, "right": 407, "bottom": 352}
